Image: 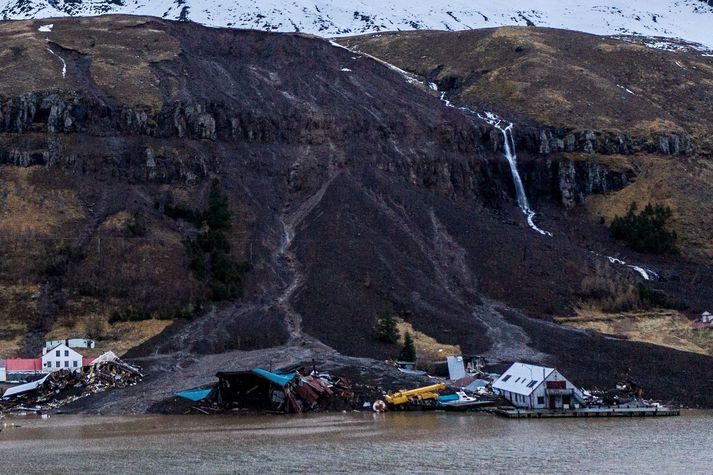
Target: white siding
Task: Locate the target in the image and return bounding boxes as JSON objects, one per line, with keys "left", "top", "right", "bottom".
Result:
{"left": 41, "top": 344, "right": 83, "bottom": 373}
{"left": 494, "top": 362, "right": 584, "bottom": 409}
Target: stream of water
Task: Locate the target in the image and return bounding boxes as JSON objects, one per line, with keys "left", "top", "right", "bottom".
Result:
{"left": 436, "top": 90, "right": 551, "bottom": 235}
{"left": 477, "top": 111, "right": 552, "bottom": 236}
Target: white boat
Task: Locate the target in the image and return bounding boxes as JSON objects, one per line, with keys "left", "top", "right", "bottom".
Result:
{"left": 438, "top": 391, "right": 494, "bottom": 411}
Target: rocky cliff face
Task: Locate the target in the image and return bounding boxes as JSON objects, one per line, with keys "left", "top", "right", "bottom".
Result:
{"left": 525, "top": 127, "right": 693, "bottom": 157}
{"left": 1, "top": 88, "right": 631, "bottom": 212}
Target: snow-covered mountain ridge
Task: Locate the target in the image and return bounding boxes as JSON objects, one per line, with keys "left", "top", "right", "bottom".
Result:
{"left": 1, "top": 0, "right": 713, "bottom": 49}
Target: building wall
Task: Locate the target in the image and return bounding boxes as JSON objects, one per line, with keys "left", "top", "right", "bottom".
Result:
{"left": 45, "top": 339, "right": 95, "bottom": 350}
{"left": 0, "top": 366, "right": 6, "bottom": 382}
{"left": 41, "top": 345, "right": 83, "bottom": 372}
{"left": 499, "top": 370, "right": 581, "bottom": 409}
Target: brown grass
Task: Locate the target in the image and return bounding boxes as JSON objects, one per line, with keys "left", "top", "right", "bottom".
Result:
{"left": 396, "top": 319, "right": 461, "bottom": 361}
{"left": 579, "top": 261, "right": 641, "bottom": 313}
{"left": 0, "top": 166, "right": 85, "bottom": 235}
{"left": 46, "top": 315, "right": 171, "bottom": 357}
{"left": 558, "top": 309, "right": 713, "bottom": 356}
{"left": 0, "top": 284, "right": 39, "bottom": 358}
{"left": 344, "top": 27, "right": 713, "bottom": 140}
{"left": 0, "top": 16, "right": 180, "bottom": 108}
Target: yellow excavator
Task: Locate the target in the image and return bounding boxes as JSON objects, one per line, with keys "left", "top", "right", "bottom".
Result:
{"left": 382, "top": 383, "right": 446, "bottom": 409}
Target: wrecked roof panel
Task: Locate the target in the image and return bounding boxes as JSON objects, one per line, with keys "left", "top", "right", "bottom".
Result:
{"left": 216, "top": 368, "right": 298, "bottom": 387}
{"left": 2, "top": 375, "right": 49, "bottom": 398}
{"left": 176, "top": 388, "right": 213, "bottom": 402}
{"left": 251, "top": 368, "right": 296, "bottom": 387}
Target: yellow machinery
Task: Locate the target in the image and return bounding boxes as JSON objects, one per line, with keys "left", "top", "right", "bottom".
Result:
{"left": 383, "top": 383, "right": 446, "bottom": 407}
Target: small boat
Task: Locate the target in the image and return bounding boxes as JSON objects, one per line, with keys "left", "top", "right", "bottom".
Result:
{"left": 438, "top": 391, "right": 494, "bottom": 411}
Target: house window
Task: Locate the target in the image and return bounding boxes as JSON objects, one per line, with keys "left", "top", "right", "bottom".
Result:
{"left": 527, "top": 380, "right": 539, "bottom": 388}
{"left": 65, "top": 350, "right": 69, "bottom": 357}
{"left": 73, "top": 361, "right": 78, "bottom": 368}
{"left": 64, "top": 361, "right": 69, "bottom": 368}
{"left": 55, "top": 361, "right": 60, "bottom": 368}
{"left": 56, "top": 350, "right": 60, "bottom": 357}
{"left": 521, "top": 379, "right": 528, "bottom": 385}
{"left": 501, "top": 375, "right": 511, "bottom": 382}
{"left": 46, "top": 362, "right": 52, "bottom": 368}
{"left": 537, "top": 396, "right": 544, "bottom": 405}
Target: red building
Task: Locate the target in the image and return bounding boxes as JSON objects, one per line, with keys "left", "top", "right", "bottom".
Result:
{"left": 2, "top": 358, "right": 44, "bottom": 382}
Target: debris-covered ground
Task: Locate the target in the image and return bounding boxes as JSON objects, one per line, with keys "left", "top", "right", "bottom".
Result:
{"left": 9, "top": 343, "right": 675, "bottom": 417}
{"left": 0, "top": 353, "right": 142, "bottom": 414}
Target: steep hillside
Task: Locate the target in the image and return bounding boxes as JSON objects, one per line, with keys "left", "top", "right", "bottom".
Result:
{"left": 343, "top": 27, "right": 713, "bottom": 263}
{"left": 1, "top": 16, "right": 713, "bottom": 408}
{"left": 1, "top": 0, "right": 713, "bottom": 48}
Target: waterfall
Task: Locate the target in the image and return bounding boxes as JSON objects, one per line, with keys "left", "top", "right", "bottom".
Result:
{"left": 478, "top": 113, "right": 552, "bottom": 236}
{"left": 435, "top": 87, "right": 551, "bottom": 235}
{"left": 326, "top": 38, "right": 552, "bottom": 237}
{"left": 590, "top": 252, "right": 658, "bottom": 281}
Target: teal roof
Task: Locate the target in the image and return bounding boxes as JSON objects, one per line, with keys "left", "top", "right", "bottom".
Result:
{"left": 252, "top": 368, "right": 296, "bottom": 387}
{"left": 176, "top": 388, "right": 213, "bottom": 402}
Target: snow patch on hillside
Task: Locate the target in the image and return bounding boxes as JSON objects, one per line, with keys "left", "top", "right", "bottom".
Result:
{"left": 2, "top": 0, "right": 713, "bottom": 49}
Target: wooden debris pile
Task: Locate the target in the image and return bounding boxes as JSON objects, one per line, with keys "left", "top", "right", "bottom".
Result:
{"left": 0, "top": 353, "right": 142, "bottom": 414}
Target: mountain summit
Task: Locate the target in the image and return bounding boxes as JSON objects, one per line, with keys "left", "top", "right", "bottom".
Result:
{"left": 2, "top": 0, "right": 713, "bottom": 48}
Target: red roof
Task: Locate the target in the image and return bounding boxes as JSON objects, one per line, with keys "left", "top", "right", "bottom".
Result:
{"left": 83, "top": 357, "right": 95, "bottom": 366}
{"left": 6, "top": 358, "right": 43, "bottom": 372}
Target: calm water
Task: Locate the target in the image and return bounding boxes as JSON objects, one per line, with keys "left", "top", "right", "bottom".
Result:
{"left": 1, "top": 411, "right": 712, "bottom": 474}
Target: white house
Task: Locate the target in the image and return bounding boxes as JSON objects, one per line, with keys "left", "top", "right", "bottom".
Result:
{"left": 702, "top": 311, "right": 712, "bottom": 324}
{"left": 492, "top": 362, "right": 585, "bottom": 410}
{"left": 42, "top": 343, "right": 84, "bottom": 372}
{"left": 0, "top": 360, "right": 6, "bottom": 382}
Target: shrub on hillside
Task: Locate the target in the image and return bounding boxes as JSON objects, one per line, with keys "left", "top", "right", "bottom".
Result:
{"left": 125, "top": 210, "right": 148, "bottom": 237}
{"left": 580, "top": 262, "right": 682, "bottom": 313}
{"left": 375, "top": 309, "right": 400, "bottom": 343}
{"left": 580, "top": 262, "right": 641, "bottom": 312}
{"left": 399, "top": 332, "right": 416, "bottom": 362}
{"left": 610, "top": 202, "right": 677, "bottom": 254}
{"left": 178, "top": 179, "right": 251, "bottom": 301}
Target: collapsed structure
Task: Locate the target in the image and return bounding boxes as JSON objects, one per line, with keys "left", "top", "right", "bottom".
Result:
{"left": 1, "top": 339, "right": 97, "bottom": 382}
{"left": 176, "top": 366, "right": 360, "bottom": 414}
{"left": 0, "top": 352, "right": 141, "bottom": 413}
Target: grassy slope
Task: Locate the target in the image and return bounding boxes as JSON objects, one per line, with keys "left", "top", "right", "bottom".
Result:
{"left": 558, "top": 309, "right": 713, "bottom": 356}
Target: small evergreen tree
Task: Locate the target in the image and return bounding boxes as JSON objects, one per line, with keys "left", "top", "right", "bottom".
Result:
{"left": 206, "top": 179, "right": 232, "bottom": 231}
{"left": 375, "top": 309, "right": 400, "bottom": 343}
{"left": 610, "top": 202, "right": 677, "bottom": 254}
{"left": 399, "top": 332, "right": 417, "bottom": 362}
{"left": 171, "top": 179, "right": 251, "bottom": 301}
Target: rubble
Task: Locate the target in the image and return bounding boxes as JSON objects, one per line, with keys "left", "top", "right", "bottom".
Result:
{"left": 0, "top": 353, "right": 142, "bottom": 414}
{"left": 175, "top": 366, "right": 361, "bottom": 415}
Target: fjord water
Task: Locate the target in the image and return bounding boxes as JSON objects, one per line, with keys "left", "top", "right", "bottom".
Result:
{"left": 1, "top": 412, "right": 711, "bottom": 473}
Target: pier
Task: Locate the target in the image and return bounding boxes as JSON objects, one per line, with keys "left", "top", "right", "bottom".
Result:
{"left": 492, "top": 406, "right": 680, "bottom": 418}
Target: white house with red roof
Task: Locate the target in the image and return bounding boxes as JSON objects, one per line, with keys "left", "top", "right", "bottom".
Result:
{"left": 1, "top": 341, "right": 96, "bottom": 382}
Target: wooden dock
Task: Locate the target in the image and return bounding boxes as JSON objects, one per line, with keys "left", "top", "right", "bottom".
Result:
{"left": 492, "top": 406, "right": 680, "bottom": 418}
